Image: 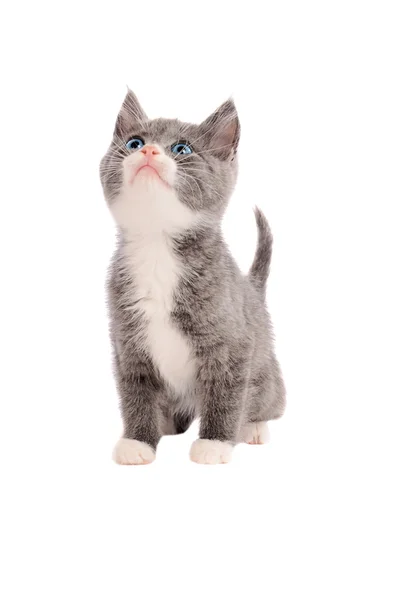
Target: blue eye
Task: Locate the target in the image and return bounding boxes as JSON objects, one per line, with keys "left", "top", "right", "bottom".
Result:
{"left": 171, "top": 142, "right": 193, "bottom": 155}
{"left": 126, "top": 137, "right": 145, "bottom": 151}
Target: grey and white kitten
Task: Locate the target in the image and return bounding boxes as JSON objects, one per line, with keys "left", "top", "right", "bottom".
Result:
{"left": 100, "top": 90, "right": 285, "bottom": 465}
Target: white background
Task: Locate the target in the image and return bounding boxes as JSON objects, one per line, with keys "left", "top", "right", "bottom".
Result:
{"left": 1, "top": 1, "right": 396, "bottom": 598}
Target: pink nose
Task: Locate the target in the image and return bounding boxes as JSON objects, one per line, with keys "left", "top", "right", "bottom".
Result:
{"left": 140, "top": 145, "right": 160, "bottom": 156}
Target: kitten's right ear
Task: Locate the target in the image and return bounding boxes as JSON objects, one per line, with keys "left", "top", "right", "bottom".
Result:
{"left": 114, "top": 89, "right": 148, "bottom": 138}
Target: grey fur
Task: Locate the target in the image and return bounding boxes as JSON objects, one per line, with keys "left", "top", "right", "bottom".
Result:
{"left": 100, "top": 90, "right": 285, "bottom": 455}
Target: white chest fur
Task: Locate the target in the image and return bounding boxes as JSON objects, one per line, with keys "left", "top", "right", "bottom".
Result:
{"left": 124, "top": 233, "right": 196, "bottom": 393}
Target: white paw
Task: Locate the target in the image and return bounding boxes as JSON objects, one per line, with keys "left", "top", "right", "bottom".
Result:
{"left": 190, "top": 439, "right": 233, "bottom": 465}
{"left": 239, "top": 421, "right": 269, "bottom": 445}
{"left": 112, "top": 438, "right": 156, "bottom": 465}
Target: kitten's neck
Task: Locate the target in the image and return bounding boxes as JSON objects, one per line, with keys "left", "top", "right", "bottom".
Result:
{"left": 118, "top": 220, "right": 223, "bottom": 265}
{"left": 172, "top": 223, "right": 223, "bottom": 263}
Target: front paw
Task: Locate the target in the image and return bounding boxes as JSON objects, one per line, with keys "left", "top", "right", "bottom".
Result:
{"left": 190, "top": 439, "right": 233, "bottom": 465}
{"left": 112, "top": 438, "right": 156, "bottom": 465}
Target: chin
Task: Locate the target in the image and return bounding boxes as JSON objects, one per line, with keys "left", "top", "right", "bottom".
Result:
{"left": 110, "top": 172, "right": 198, "bottom": 235}
{"left": 134, "top": 167, "right": 171, "bottom": 189}
{"left": 124, "top": 153, "right": 176, "bottom": 189}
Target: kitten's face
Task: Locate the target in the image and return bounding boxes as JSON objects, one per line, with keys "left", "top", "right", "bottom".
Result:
{"left": 100, "top": 90, "right": 240, "bottom": 233}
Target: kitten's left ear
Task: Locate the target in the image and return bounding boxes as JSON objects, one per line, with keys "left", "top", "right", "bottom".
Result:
{"left": 199, "top": 99, "right": 240, "bottom": 160}
{"left": 114, "top": 88, "right": 148, "bottom": 138}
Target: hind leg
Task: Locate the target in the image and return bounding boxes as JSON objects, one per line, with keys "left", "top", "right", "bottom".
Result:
{"left": 161, "top": 411, "right": 195, "bottom": 435}
{"left": 239, "top": 355, "right": 286, "bottom": 444}
{"left": 239, "top": 420, "right": 270, "bottom": 444}
{"left": 159, "top": 392, "right": 196, "bottom": 436}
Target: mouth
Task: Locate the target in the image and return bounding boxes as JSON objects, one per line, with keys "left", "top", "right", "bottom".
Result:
{"left": 136, "top": 164, "right": 160, "bottom": 177}
{"left": 133, "top": 163, "right": 171, "bottom": 188}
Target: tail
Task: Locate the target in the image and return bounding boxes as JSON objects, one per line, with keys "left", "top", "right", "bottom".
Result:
{"left": 249, "top": 207, "right": 273, "bottom": 292}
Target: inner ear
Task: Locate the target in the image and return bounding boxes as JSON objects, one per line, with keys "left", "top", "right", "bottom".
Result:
{"left": 199, "top": 99, "right": 240, "bottom": 160}
{"left": 114, "top": 89, "right": 148, "bottom": 138}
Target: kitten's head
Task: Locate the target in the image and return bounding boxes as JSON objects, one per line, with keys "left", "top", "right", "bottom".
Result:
{"left": 100, "top": 89, "right": 240, "bottom": 233}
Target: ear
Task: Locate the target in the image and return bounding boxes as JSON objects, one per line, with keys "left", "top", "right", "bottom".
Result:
{"left": 199, "top": 99, "right": 240, "bottom": 160}
{"left": 114, "top": 89, "right": 148, "bottom": 138}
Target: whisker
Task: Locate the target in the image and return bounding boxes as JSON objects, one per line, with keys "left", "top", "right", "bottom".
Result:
{"left": 178, "top": 171, "right": 202, "bottom": 199}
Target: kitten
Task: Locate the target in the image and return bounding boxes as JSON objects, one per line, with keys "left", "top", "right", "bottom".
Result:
{"left": 100, "top": 90, "right": 285, "bottom": 465}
